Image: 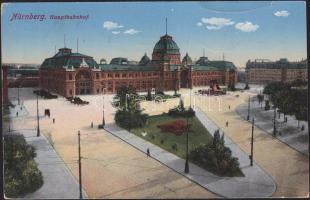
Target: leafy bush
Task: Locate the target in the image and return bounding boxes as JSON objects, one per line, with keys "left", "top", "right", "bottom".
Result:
{"left": 171, "top": 143, "right": 178, "bottom": 151}
{"left": 4, "top": 134, "right": 43, "bottom": 197}
{"left": 160, "top": 139, "right": 164, "bottom": 144}
{"left": 115, "top": 109, "right": 148, "bottom": 131}
{"left": 189, "top": 130, "right": 242, "bottom": 177}
{"left": 168, "top": 99, "right": 195, "bottom": 118}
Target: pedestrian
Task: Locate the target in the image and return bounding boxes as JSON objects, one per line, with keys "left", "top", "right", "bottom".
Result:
{"left": 226, "top": 121, "right": 228, "bottom": 127}
{"left": 146, "top": 148, "right": 150, "bottom": 157}
{"left": 53, "top": 118, "right": 55, "bottom": 124}
{"left": 228, "top": 105, "right": 230, "bottom": 110}
{"left": 91, "top": 122, "right": 93, "bottom": 128}
{"left": 16, "top": 112, "right": 19, "bottom": 117}
{"left": 21, "top": 106, "right": 23, "bottom": 110}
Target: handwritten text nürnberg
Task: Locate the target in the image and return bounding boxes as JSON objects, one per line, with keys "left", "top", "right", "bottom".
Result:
{"left": 10, "top": 13, "right": 89, "bottom": 22}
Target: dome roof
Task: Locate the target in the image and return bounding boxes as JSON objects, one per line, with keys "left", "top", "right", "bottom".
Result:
{"left": 196, "top": 56, "right": 209, "bottom": 66}
{"left": 110, "top": 57, "right": 128, "bottom": 65}
{"left": 153, "top": 34, "right": 180, "bottom": 54}
{"left": 100, "top": 58, "right": 107, "bottom": 64}
{"left": 139, "top": 53, "right": 151, "bottom": 65}
{"left": 182, "top": 53, "right": 192, "bottom": 65}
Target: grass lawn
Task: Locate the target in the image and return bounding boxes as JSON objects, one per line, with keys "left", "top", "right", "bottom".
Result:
{"left": 131, "top": 114, "right": 213, "bottom": 159}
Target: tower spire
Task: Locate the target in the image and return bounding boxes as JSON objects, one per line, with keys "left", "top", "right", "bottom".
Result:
{"left": 203, "top": 48, "right": 205, "bottom": 57}
{"left": 223, "top": 53, "right": 225, "bottom": 61}
{"left": 165, "top": 17, "right": 167, "bottom": 35}
{"left": 77, "top": 38, "right": 79, "bottom": 53}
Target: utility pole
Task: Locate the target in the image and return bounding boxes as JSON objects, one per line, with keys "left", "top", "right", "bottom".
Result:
{"left": 184, "top": 116, "right": 189, "bottom": 174}
{"left": 78, "top": 131, "right": 83, "bottom": 199}
{"left": 250, "top": 118, "right": 254, "bottom": 166}
{"left": 247, "top": 96, "right": 250, "bottom": 121}
{"left": 17, "top": 85, "right": 20, "bottom": 105}
{"left": 189, "top": 87, "right": 192, "bottom": 109}
{"left": 273, "top": 107, "right": 277, "bottom": 137}
{"left": 37, "top": 93, "right": 40, "bottom": 137}
{"left": 102, "top": 89, "right": 105, "bottom": 127}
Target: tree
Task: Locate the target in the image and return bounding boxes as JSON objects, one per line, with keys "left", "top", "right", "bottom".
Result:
{"left": 292, "top": 89, "right": 307, "bottom": 127}
{"left": 290, "top": 79, "right": 307, "bottom": 87}
{"left": 257, "top": 94, "right": 264, "bottom": 108}
{"left": 115, "top": 85, "right": 137, "bottom": 109}
{"left": 114, "top": 86, "right": 148, "bottom": 130}
{"left": 265, "top": 100, "right": 270, "bottom": 110}
{"left": 4, "top": 134, "right": 43, "bottom": 197}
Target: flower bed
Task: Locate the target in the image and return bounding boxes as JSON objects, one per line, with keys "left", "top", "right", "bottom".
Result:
{"left": 157, "top": 119, "right": 191, "bottom": 136}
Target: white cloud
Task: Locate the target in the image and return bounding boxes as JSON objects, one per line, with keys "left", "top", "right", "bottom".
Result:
{"left": 197, "top": 22, "right": 203, "bottom": 27}
{"left": 206, "top": 26, "right": 222, "bottom": 30}
{"left": 103, "top": 21, "right": 123, "bottom": 30}
{"left": 124, "top": 28, "right": 140, "bottom": 35}
{"left": 199, "top": 17, "right": 234, "bottom": 30}
{"left": 274, "top": 10, "right": 290, "bottom": 17}
{"left": 112, "top": 31, "right": 120, "bottom": 35}
{"left": 235, "top": 21, "right": 259, "bottom": 32}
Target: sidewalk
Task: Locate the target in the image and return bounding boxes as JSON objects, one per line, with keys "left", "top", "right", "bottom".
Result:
{"left": 104, "top": 108, "right": 276, "bottom": 198}
{"left": 235, "top": 102, "right": 309, "bottom": 156}
{"left": 6, "top": 104, "right": 88, "bottom": 199}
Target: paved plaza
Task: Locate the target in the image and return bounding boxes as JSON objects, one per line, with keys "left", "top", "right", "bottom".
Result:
{"left": 180, "top": 87, "right": 309, "bottom": 197}
{"left": 7, "top": 88, "right": 217, "bottom": 199}
{"left": 236, "top": 101, "right": 309, "bottom": 155}
{"left": 104, "top": 107, "right": 276, "bottom": 198}
{"left": 5, "top": 86, "right": 309, "bottom": 198}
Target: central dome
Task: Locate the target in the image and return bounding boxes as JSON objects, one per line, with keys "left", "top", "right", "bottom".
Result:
{"left": 153, "top": 34, "right": 180, "bottom": 54}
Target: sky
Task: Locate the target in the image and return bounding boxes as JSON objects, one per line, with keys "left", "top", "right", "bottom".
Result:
{"left": 1, "top": 1, "right": 307, "bottom": 68}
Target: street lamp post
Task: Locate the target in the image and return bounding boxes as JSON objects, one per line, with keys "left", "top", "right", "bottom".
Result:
{"left": 17, "top": 84, "right": 20, "bottom": 105}
{"left": 184, "top": 116, "right": 189, "bottom": 174}
{"left": 250, "top": 118, "right": 254, "bottom": 166}
{"left": 78, "top": 131, "right": 83, "bottom": 199}
{"left": 247, "top": 96, "right": 250, "bottom": 121}
{"left": 36, "top": 93, "right": 40, "bottom": 137}
{"left": 102, "top": 88, "right": 106, "bottom": 128}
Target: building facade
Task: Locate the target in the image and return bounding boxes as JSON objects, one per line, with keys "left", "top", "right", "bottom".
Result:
{"left": 39, "top": 33, "right": 237, "bottom": 97}
{"left": 245, "top": 58, "right": 308, "bottom": 84}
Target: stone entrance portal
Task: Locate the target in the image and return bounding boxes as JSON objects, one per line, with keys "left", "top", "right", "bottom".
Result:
{"left": 75, "top": 70, "right": 92, "bottom": 95}
{"left": 180, "top": 69, "right": 189, "bottom": 88}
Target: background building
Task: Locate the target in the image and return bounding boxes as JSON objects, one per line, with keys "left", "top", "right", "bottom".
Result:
{"left": 245, "top": 58, "right": 307, "bottom": 84}
{"left": 39, "top": 33, "right": 237, "bottom": 97}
